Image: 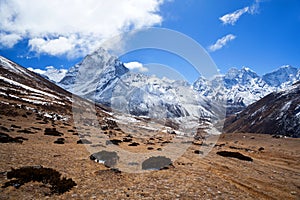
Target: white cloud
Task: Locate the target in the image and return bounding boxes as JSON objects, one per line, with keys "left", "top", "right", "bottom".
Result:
{"left": 219, "top": 0, "right": 262, "bottom": 25}
{"left": 0, "top": 0, "right": 165, "bottom": 57}
{"left": 209, "top": 34, "right": 236, "bottom": 52}
{"left": 219, "top": 7, "right": 249, "bottom": 25}
{"left": 0, "top": 33, "right": 22, "bottom": 48}
{"left": 29, "top": 37, "right": 75, "bottom": 56}
{"left": 124, "top": 61, "right": 148, "bottom": 72}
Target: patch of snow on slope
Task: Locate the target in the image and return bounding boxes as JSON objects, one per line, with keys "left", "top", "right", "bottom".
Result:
{"left": 0, "top": 56, "right": 33, "bottom": 77}
{"left": 0, "top": 75, "right": 59, "bottom": 99}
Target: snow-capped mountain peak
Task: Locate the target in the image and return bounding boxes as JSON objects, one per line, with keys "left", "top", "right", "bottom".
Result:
{"left": 59, "top": 47, "right": 129, "bottom": 103}
{"left": 262, "top": 65, "right": 298, "bottom": 87}
{"left": 194, "top": 65, "right": 299, "bottom": 115}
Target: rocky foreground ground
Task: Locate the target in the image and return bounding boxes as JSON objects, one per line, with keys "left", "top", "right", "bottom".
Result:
{"left": 0, "top": 107, "right": 299, "bottom": 200}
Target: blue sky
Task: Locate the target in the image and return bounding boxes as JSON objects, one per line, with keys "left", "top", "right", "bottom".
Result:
{"left": 0, "top": 0, "right": 299, "bottom": 82}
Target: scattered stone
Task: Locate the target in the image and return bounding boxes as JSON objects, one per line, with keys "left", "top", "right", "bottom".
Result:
{"left": 0, "top": 132, "right": 27, "bottom": 143}
{"left": 142, "top": 156, "right": 172, "bottom": 170}
{"left": 258, "top": 147, "right": 264, "bottom": 151}
{"left": 77, "top": 139, "right": 92, "bottom": 144}
{"left": 161, "top": 141, "right": 171, "bottom": 145}
{"left": 168, "top": 130, "right": 176, "bottom": 135}
{"left": 10, "top": 125, "right": 21, "bottom": 129}
{"left": 107, "top": 139, "right": 122, "bottom": 145}
{"left": 90, "top": 150, "right": 119, "bottom": 167}
{"left": 100, "top": 125, "right": 108, "bottom": 130}
{"left": 147, "top": 147, "right": 154, "bottom": 150}
{"left": 128, "top": 142, "right": 140, "bottom": 146}
{"left": 54, "top": 138, "right": 65, "bottom": 144}
{"left": 44, "top": 128, "right": 63, "bottom": 136}
{"left": 110, "top": 168, "right": 121, "bottom": 173}
{"left": 194, "top": 150, "right": 203, "bottom": 154}
{"left": 217, "top": 151, "right": 253, "bottom": 162}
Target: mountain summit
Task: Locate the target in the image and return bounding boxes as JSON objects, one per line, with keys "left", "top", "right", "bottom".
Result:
{"left": 59, "top": 48, "right": 129, "bottom": 104}
{"left": 194, "top": 66, "right": 300, "bottom": 115}
{"left": 262, "top": 65, "right": 298, "bottom": 87}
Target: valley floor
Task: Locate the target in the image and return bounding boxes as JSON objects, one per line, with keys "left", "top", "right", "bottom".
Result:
{"left": 0, "top": 113, "right": 299, "bottom": 200}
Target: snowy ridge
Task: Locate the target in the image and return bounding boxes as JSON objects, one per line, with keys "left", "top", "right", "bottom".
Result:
{"left": 28, "top": 66, "right": 67, "bottom": 82}
{"left": 193, "top": 66, "right": 300, "bottom": 115}
{"left": 262, "top": 65, "right": 298, "bottom": 87}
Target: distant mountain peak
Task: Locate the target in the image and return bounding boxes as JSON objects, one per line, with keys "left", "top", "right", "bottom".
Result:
{"left": 262, "top": 65, "right": 298, "bottom": 87}
{"left": 28, "top": 66, "right": 67, "bottom": 83}
{"left": 59, "top": 48, "right": 128, "bottom": 92}
{"left": 241, "top": 66, "right": 252, "bottom": 71}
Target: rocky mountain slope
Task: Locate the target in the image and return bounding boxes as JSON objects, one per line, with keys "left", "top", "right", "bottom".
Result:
{"left": 58, "top": 48, "right": 299, "bottom": 118}
{"left": 59, "top": 48, "right": 129, "bottom": 104}
{"left": 0, "top": 55, "right": 73, "bottom": 116}
{"left": 224, "top": 82, "right": 300, "bottom": 137}
{"left": 194, "top": 66, "right": 300, "bottom": 115}
{"left": 58, "top": 48, "right": 226, "bottom": 134}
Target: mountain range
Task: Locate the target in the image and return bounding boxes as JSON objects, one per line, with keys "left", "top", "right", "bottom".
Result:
{"left": 55, "top": 48, "right": 299, "bottom": 117}
{"left": 27, "top": 48, "right": 299, "bottom": 117}
{"left": 193, "top": 65, "right": 299, "bottom": 115}
{"left": 1, "top": 48, "right": 299, "bottom": 137}
{"left": 58, "top": 48, "right": 225, "bottom": 135}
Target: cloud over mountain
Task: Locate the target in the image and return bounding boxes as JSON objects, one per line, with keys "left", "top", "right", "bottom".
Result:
{"left": 0, "top": 0, "right": 165, "bottom": 58}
